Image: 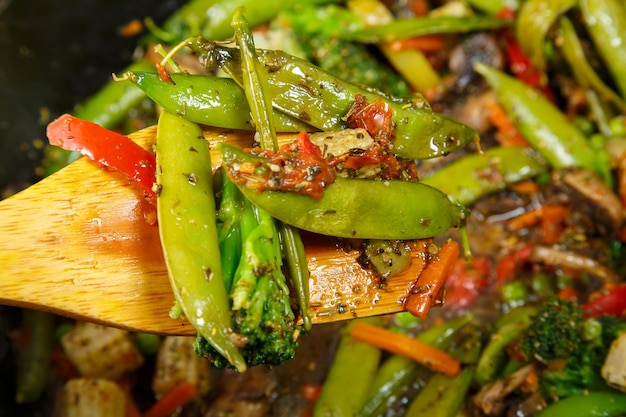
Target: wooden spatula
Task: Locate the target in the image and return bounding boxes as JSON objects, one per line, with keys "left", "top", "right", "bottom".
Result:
{"left": 0, "top": 126, "right": 429, "bottom": 335}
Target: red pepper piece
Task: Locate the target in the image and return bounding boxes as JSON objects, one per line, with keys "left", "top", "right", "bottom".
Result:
{"left": 583, "top": 284, "right": 626, "bottom": 318}
{"left": 46, "top": 113, "right": 157, "bottom": 202}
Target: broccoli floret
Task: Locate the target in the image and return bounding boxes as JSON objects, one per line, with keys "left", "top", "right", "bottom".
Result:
{"left": 519, "top": 297, "right": 584, "bottom": 364}
{"left": 518, "top": 297, "right": 626, "bottom": 400}
{"left": 194, "top": 183, "right": 301, "bottom": 370}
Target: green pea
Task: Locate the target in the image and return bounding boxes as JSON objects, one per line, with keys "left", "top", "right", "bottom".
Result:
{"left": 501, "top": 281, "right": 529, "bottom": 305}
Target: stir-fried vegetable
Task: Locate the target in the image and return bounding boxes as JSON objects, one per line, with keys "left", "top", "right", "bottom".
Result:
{"left": 9, "top": 0, "right": 626, "bottom": 415}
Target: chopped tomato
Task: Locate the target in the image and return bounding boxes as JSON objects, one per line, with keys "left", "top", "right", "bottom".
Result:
{"left": 233, "top": 131, "right": 336, "bottom": 200}
{"left": 495, "top": 244, "right": 533, "bottom": 282}
{"left": 46, "top": 113, "right": 157, "bottom": 202}
{"left": 444, "top": 256, "right": 491, "bottom": 308}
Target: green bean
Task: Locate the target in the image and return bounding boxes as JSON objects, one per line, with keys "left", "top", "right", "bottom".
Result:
{"left": 404, "top": 367, "right": 475, "bottom": 417}
{"left": 358, "top": 315, "right": 474, "bottom": 417}
{"left": 129, "top": 72, "right": 310, "bottom": 131}
{"left": 579, "top": 0, "right": 626, "bottom": 99}
{"left": 514, "top": 0, "right": 576, "bottom": 71}
{"left": 474, "top": 62, "right": 598, "bottom": 173}
{"left": 475, "top": 306, "right": 537, "bottom": 384}
{"left": 192, "top": 41, "right": 479, "bottom": 160}
{"left": 343, "top": 15, "right": 510, "bottom": 43}
{"left": 231, "top": 9, "right": 312, "bottom": 330}
{"left": 535, "top": 392, "right": 626, "bottom": 417}
{"left": 313, "top": 318, "right": 382, "bottom": 417}
{"left": 155, "top": 110, "right": 246, "bottom": 372}
{"left": 218, "top": 142, "right": 466, "bottom": 239}
{"left": 420, "top": 146, "right": 549, "bottom": 206}
{"left": 15, "top": 310, "right": 55, "bottom": 404}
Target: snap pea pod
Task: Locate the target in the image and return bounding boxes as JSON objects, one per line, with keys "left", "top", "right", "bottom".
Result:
{"left": 155, "top": 110, "right": 246, "bottom": 372}
{"left": 153, "top": 0, "right": 343, "bottom": 43}
{"left": 342, "top": 15, "right": 510, "bottom": 43}
{"left": 474, "top": 306, "right": 537, "bottom": 384}
{"left": 358, "top": 314, "right": 474, "bottom": 417}
{"left": 474, "top": 62, "right": 598, "bottom": 172}
{"left": 404, "top": 367, "right": 475, "bottom": 417}
{"left": 218, "top": 143, "right": 466, "bottom": 239}
{"left": 129, "top": 72, "right": 310, "bottom": 132}
{"left": 579, "top": 0, "right": 626, "bottom": 99}
{"left": 515, "top": 0, "right": 577, "bottom": 70}
{"left": 558, "top": 17, "right": 626, "bottom": 111}
{"left": 231, "top": 9, "right": 312, "bottom": 331}
{"left": 535, "top": 392, "right": 626, "bottom": 417}
{"left": 420, "top": 146, "right": 549, "bottom": 206}
{"left": 313, "top": 318, "right": 383, "bottom": 417}
{"left": 192, "top": 41, "right": 479, "bottom": 160}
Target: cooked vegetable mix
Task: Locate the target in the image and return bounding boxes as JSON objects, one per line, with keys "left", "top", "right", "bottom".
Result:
{"left": 5, "top": 0, "right": 626, "bottom": 415}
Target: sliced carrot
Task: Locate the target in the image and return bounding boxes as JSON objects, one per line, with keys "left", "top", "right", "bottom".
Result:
{"left": 350, "top": 321, "right": 461, "bottom": 376}
{"left": 557, "top": 285, "right": 579, "bottom": 303}
{"left": 487, "top": 102, "right": 528, "bottom": 146}
{"left": 405, "top": 239, "right": 460, "bottom": 318}
{"left": 387, "top": 34, "right": 446, "bottom": 52}
{"left": 143, "top": 382, "right": 197, "bottom": 417}
{"left": 508, "top": 205, "right": 568, "bottom": 243}
{"left": 508, "top": 180, "right": 539, "bottom": 195}
{"left": 410, "top": 0, "right": 430, "bottom": 16}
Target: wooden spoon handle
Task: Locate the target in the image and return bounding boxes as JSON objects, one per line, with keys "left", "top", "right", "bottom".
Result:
{"left": 0, "top": 126, "right": 422, "bottom": 335}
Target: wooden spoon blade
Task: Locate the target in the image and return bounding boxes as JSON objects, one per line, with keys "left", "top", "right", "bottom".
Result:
{"left": 0, "top": 126, "right": 424, "bottom": 335}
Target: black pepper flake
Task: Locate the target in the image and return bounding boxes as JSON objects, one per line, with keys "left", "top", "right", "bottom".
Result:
{"left": 184, "top": 173, "right": 198, "bottom": 185}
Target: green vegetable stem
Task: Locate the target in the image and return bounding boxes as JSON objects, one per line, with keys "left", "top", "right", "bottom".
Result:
{"left": 218, "top": 142, "right": 466, "bottom": 240}
{"left": 190, "top": 40, "right": 479, "bottom": 160}
{"left": 474, "top": 62, "right": 599, "bottom": 173}
{"left": 231, "top": 8, "right": 312, "bottom": 331}
{"left": 155, "top": 110, "right": 246, "bottom": 372}
{"left": 313, "top": 318, "right": 383, "bottom": 417}
{"left": 15, "top": 310, "right": 55, "bottom": 404}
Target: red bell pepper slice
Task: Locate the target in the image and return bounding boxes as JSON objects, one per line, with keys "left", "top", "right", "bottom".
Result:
{"left": 46, "top": 113, "right": 157, "bottom": 202}
{"left": 582, "top": 284, "right": 626, "bottom": 318}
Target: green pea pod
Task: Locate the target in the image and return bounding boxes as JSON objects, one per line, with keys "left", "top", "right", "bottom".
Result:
{"left": 474, "top": 62, "right": 598, "bottom": 172}
{"left": 515, "top": 0, "right": 577, "bottom": 70}
{"left": 421, "top": 146, "right": 549, "bottom": 206}
{"left": 559, "top": 17, "right": 626, "bottom": 111}
{"left": 156, "top": 110, "right": 246, "bottom": 372}
{"left": 579, "top": 0, "right": 626, "bottom": 99}
{"left": 218, "top": 143, "right": 466, "bottom": 240}
{"left": 193, "top": 42, "right": 479, "bottom": 160}
{"left": 343, "top": 15, "right": 510, "bottom": 43}
{"left": 313, "top": 318, "right": 382, "bottom": 417}
{"left": 405, "top": 367, "right": 475, "bottom": 417}
{"left": 129, "top": 72, "right": 310, "bottom": 132}
{"left": 474, "top": 306, "right": 537, "bottom": 384}
{"left": 535, "top": 392, "right": 626, "bottom": 417}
